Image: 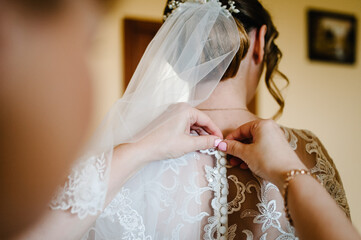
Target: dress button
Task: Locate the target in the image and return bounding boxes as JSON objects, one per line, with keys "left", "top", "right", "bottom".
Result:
{"left": 219, "top": 226, "right": 226, "bottom": 234}
{"left": 220, "top": 216, "right": 227, "bottom": 224}
{"left": 220, "top": 157, "right": 227, "bottom": 165}
{"left": 220, "top": 206, "right": 227, "bottom": 215}
{"left": 221, "top": 177, "right": 227, "bottom": 185}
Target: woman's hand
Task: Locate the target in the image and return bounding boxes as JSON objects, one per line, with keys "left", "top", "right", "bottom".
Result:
{"left": 133, "top": 103, "right": 223, "bottom": 163}
{"left": 110, "top": 103, "right": 222, "bottom": 201}
{"left": 218, "top": 119, "right": 305, "bottom": 189}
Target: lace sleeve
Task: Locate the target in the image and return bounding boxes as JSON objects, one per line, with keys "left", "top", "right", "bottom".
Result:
{"left": 283, "top": 127, "right": 351, "bottom": 218}
{"left": 49, "top": 152, "right": 110, "bottom": 219}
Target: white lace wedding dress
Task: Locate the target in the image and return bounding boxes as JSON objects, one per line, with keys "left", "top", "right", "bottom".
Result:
{"left": 57, "top": 126, "right": 349, "bottom": 240}
{"left": 49, "top": 1, "right": 349, "bottom": 238}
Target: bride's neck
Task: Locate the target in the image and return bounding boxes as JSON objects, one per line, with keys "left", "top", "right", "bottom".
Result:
{"left": 196, "top": 80, "right": 259, "bottom": 137}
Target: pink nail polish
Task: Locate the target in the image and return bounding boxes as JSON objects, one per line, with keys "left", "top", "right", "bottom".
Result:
{"left": 218, "top": 142, "right": 227, "bottom": 151}
{"left": 214, "top": 139, "right": 222, "bottom": 147}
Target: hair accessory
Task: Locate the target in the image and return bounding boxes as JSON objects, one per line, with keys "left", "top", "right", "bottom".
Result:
{"left": 223, "top": 1, "right": 240, "bottom": 14}
{"left": 164, "top": 0, "right": 240, "bottom": 21}
{"left": 282, "top": 169, "right": 322, "bottom": 226}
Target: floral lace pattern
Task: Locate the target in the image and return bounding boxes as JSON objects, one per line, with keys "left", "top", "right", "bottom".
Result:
{"left": 236, "top": 176, "right": 297, "bottom": 239}
{"left": 50, "top": 152, "right": 109, "bottom": 219}
{"left": 81, "top": 152, "right": 216, "bottom": 239}
{"left": 226, "top": 127, "right": 350, "bottom": 239}
{"left": 51, "top": 127, "right": 349, "bottom": 239}
{"left": 284, "top": 128, "right": 350, "bottom": 217}
{"left": 98, "top": 188, "right": 152, "bottom": 240}
{"left": 201, "top": 149, "right": 228, "bottom": 240}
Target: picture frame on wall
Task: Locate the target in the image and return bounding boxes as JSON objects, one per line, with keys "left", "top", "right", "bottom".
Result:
{"left": 308, "top": 9, "right": 357, "bottom": 64}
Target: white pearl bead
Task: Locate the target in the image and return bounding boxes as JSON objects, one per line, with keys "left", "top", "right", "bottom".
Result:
{"left": 220, "top": 151, "right": 226, "bottom": 157}
{"left": 220, "top": 197, "right": 227, "bottom": 204}
{"left": 220, "top": 216, "right": 227, "bottom": 224}
{"left": 221, "top": 187, "right": 228, "bottom": 195}
{"left": 220, "top": 157, "right": 227, "bottom": 165}
{"left": 219, "top": 226, "right": 226, "bottom": 234}
{"left": 220, "top": 206, "right": 227, "bottom": 215}
{"left": 220, "top": 167, "right": 226, "bottom": 175}
{"left": 221, "top": 177, "right": 227, "bottom": 185}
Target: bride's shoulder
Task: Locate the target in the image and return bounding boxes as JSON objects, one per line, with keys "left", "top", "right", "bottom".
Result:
{"left": 279, "top": 125, "right": 351, "bottom": 218}
{"left": 278, "top": 124, "right": 335, "bottom": 173}
{"left": 278, "top": 125, "right": 322, "bottom": 151}
{"left": 278, "top": 125, "right": 333, "bottom": 165}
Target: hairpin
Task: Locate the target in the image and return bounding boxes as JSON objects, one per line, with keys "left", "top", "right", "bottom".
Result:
{"left": 163, "top": 0, "right": 240, "bottom": 21}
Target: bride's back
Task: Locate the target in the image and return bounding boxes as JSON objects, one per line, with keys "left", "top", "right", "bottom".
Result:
{"left": 195, "top": 120, "right": 350, "bottom": 239}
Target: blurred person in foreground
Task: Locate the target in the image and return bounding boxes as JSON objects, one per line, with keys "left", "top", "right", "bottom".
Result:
{"left": 2, "top": 0, "right": 361, "bottom": 240}
{"left": 12, "top": 0, "right": 358, "bottom": 240}
{"left": 0, "top": 0, "right": 223, "bottom": 238}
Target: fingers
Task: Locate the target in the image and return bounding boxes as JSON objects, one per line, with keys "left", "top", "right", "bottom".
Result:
{"left": 218, "top": 139, "right": 247, "bottom": 160}
{"left": 228, "top": 156, "right": 249, "bottom": 169}
{"left": 190, "top": 126, "right": 209, "bottom": 136}
{"left": 225, "top": 120, "right": 259, "bottom": 141}
{"left": 189, "top": 108, "right": 223, "bottom": 139}
{"left": 229, "top": 156, "right": 242, "bottom": 166}
{"left": 188, "top": 135, "right": 221, "bottom": 151}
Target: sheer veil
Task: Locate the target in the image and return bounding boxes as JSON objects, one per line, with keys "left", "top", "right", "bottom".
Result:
{"left": 50, "top": 0, "right": 240, "bottom": 239}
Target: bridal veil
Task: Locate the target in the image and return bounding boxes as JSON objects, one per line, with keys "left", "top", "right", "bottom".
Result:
{"left": 50, "top": 1, "right": 240, "bottom": 239}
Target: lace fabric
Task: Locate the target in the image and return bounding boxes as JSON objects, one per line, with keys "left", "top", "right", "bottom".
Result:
{"left": 78, "top": 127, "right": 349, "bottom": 240}
{"left": 84, "top": 152, "right": 214, "bottom": 239}
{"left": 50, "top": 152, "right": 110, "bottom": 219}
{"left": 49, "top": 0, "right": 240, "bottom": 223}
{"left": 82, "top": 148, "right": 230, "bottom": 240}
{"left": 48, "top": 0, "right": 349, "bottom": 238}
{"left": 226, "top": 127, "right": 350, "bottom": 240}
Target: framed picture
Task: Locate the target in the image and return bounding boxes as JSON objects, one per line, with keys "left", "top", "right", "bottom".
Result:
{"left": 308, "top": 9, "right": 357, "bottom": 64}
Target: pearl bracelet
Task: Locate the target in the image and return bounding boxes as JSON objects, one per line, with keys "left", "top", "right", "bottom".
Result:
{"left": 282, "top": 169, "right": 322, "bottom": 226}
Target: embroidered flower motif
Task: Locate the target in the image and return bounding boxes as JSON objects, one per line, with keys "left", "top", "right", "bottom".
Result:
{"left": 260, "top": 233, "right": 268, "bottom": 240}
{"left": 100, "top": 188, "right": 151, "bottom": 240}
{"left": 50, "top": 154, "right": 107, "bottom": 219}
{"left": 242, "top": 229, "right": 254, "bottom": 240}
{"left": 254, "top": 200, "right": 282, "bottom": 232}
{"left": 162, "top": 158, "right": 188, "bottom": 174}
{"left": 228, "top": 224, "right": 237, "bottom": 240}
{"left": 161, "top": 153, "right": 194, "bottom": 174}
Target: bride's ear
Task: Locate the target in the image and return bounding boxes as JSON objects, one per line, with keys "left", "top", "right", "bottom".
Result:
{"left": 253, "top": 25, "right": 267, "bottom": 64}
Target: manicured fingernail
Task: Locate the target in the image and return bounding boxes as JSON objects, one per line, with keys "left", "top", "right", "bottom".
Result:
{"left": 214, "top": 139, "right": 222, "bottom": 147}
{"left": 218, "top": 142, "right": 227, "bottom": 151}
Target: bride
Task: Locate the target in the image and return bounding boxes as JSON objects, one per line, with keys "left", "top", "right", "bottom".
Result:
{"left": 20, "top": 0, "right": 349, "bottom": 239}
{"left": 189, "top": 0, "right": 350, "bottom": 238}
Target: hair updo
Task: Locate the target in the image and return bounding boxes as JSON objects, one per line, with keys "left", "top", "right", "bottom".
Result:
{"left": 164, "top": 0, "right": 289, "bottom": 119}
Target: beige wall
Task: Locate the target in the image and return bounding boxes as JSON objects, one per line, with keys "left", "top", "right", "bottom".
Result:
{"left": 89, "top": 0, "right": 361, "bottom": 232}
{"left": 88, "top": 0, "right": 165, "bottom": 127}
{"left": 258, "top": 0, "right": 361, "bottom": 231}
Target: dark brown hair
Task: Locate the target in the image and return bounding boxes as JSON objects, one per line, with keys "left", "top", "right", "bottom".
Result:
{"left": 164, "top": 0, "right": 289, "bottom": 119}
